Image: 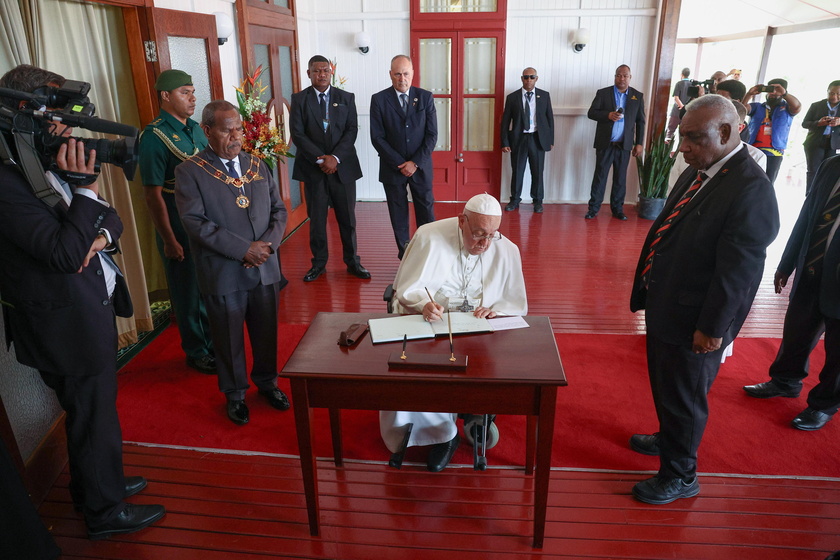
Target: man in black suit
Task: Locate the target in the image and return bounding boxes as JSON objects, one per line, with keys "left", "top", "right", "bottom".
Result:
{"left": 500, "top": 67, "right": 554, "bottom": 213}
{"left": 801, "top": 81, "right": 840, "bottom": 195}
{"left": 370, "top": 54, "right": 438, "bottom": 259}
{"left": 743, "top": 155, "right": 840, "bottom": 431}
{"left": 0, "top": 65, "right": 165, "bottom": 538}
{"left": 586, "top": 65, "right": 645, "bottom": 220}
{"left": 175, "top": 100, "right": 290, "bottom": 426}
{"left": 290, "top": 55, "right": 369, "bottom": 282}
{"left": 629, "top": 95, "right": 779, "bottom": 504}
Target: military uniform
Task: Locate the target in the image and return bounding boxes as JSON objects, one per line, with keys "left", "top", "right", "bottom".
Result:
{"left": 138, "top": 108, "right": 213, "bottom": 363}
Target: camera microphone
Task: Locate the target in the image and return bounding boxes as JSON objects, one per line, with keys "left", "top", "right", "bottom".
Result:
{"left": 616, "top": 107, "right": 624, "bottom": 114}
{"left": 41, "top": 112, "right": 138, "bottom": 138}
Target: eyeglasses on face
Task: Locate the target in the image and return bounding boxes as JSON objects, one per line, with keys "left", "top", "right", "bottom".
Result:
{"left": 521, "top": 75, "right": 537, "bottom": 80}
{"left": 464, "top": 214, "right": 501, "bottom": 241}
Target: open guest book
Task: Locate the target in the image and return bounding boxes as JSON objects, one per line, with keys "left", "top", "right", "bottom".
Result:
{"left": 368, "top": 312, "right": 494, "bottom": 344}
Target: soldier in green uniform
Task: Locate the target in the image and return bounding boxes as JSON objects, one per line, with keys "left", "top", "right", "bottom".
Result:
{"left": 139, "top": 69, "right": 215, "bottom": 374}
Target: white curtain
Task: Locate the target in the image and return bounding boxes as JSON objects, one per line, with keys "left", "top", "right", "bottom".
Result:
{"left": 0, "top": 0, "right": 31, "bottom": 69}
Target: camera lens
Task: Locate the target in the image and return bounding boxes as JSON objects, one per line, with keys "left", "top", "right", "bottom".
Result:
{"left": 70, "top": 136, "right": 139, "bottom": 181}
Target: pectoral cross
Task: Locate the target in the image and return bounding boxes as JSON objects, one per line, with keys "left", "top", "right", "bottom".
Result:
{"left": 457, "top": 299, "right": 474, "bottom": 312}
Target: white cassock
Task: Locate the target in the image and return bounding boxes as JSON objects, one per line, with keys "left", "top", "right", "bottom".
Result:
{"left": 379, "top": 217, "right": 528, "bottom": 452}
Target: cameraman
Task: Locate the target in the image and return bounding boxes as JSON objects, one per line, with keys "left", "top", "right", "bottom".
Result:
{"left": 0, "top": 65, "right": 165, "bottom": 539}
{"left": 744, "top": 78, "right": 802, "bottom": 185}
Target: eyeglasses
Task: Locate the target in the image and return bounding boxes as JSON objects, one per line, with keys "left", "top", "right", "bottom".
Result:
{"left": 464, "top": 215, "right": 501, "bottom": 241}
{"left": 521, "top": 75, "right": 537, "bottom": 80}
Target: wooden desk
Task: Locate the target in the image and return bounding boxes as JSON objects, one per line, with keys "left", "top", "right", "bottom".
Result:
{"left": 282, "top": 312, "right": 567, "bottom": 548}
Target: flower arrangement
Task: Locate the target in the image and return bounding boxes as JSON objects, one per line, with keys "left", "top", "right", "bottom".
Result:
{"left": 330, "top": 59, "right": 348, "bottom": 89}
{"left": 234, "top": 65, "right": 292, "bottom": 170}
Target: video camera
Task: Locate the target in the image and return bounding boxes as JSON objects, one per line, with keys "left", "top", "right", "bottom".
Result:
{"left": 687, "top": 78, "right": 716, "bottom": 99}
{"left": 0, "top": 79, "right": 139, "bottom": 206}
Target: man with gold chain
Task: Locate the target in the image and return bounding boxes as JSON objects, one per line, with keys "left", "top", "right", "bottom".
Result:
{"left": 174, "top": 100, "right": 290, "bottom": 426}
{"left": 138, "top": 69, "right": 216, "bottom": 375}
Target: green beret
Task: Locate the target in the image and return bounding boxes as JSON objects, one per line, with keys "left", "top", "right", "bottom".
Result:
{"left": 154, "top": 69, "right": 193, "bottom": 91}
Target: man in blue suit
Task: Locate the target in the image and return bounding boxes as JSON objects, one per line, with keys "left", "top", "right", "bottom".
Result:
{"left": 743, "top": 155, "right": 840, "bottom": 431}
{"left": 370, "top": 55, "right": 438, "bottom": 259}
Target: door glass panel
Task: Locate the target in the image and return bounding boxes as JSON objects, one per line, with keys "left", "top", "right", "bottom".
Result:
{"left": 419, "top": 38, "right": 451, "bottom": 95}
{"left": 463, "top": 98, "right": 494, "bottom": 151}
{"left": 434, "top": 98, "right": 451, "bottom": 151}
{"left": 273, "top": 0, "right": 289, "bottom": 7}
{"left": 463, "top": 37, "right": 495, "bottom": 95}
{"left": 278, "top": 45, "right": 294, "bottom": 103}
{"left": 282, "top": 103, "right": 302, "bottom": 210}
{"left": 254, "top": 43, "right": 273, "bottom": 104}
{"left": 420, "top": 0, "right": 497, "bottom": 12}
{"left": 168, "top": 36, "right": 211, "bottom": 119}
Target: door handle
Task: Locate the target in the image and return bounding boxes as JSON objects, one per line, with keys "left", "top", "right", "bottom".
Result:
{"left": 457, "top": 153, "right": 464, "bottom": 163}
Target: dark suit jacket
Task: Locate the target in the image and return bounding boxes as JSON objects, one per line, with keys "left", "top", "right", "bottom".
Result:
{"left": 778, "top": 155, "right": 840, "bottom": 318}
{"left": 588, "top": 86, "right": 646, "bottom": 150}
{"left": 370, "top": 86, "right": 437, "bottom": 188}
{"left": 500, "top": 87, "right": 554, "bottom": 152}
{"left": 0, "top": 164, "right": 128, "bottom": 376}
{"left": 802, "top": 99, "right": 840, "bottom": 150}
{"left": 174, "top": 148, "right": 287, "bottom": 296}
{"left": 290, "top": 86, "right": 363, "bottom": 185}
{"left": 630, "top": 147, "right": 780, "bottom": 346}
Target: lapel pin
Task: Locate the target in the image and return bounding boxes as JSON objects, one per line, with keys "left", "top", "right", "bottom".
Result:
{"left": 332, "top": 102, "right": 338, "bottom": 107}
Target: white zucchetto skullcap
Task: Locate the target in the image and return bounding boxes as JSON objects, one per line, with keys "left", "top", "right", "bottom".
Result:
{"left": 464, "top": 193, "right": 502, "bottom": 216}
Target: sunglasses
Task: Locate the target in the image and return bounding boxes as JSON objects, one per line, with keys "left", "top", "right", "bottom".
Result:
{"left": 521, "top": 75, "right": 537, "bottom": 80}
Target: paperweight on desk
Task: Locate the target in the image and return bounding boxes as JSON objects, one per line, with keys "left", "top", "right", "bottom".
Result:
{"left": 387, "top": 352, "right": 467, "bottom": 371}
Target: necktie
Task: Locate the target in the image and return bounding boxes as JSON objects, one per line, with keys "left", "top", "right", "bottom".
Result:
{"left": 226, "top": 160, "right": 239, "bottom": 179}
{"left": 803, "top": 185, "right": 840, "bottom": 275}
{"left": 525, "top": 91, "right": 533, "bottom": 131}
{"left": 400, "top": 93, "right": 408, "bottom": 115}
{"left": 319, "top": 92, "right": 327, "bottom": 121}
{"left": 640, "top": 172, "right": 707, "bottom": 287}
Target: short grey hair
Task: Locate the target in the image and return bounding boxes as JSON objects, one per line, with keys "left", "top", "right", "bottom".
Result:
{"left": 391, "top": 54, "right": 411, "bottom": 65}
{"left": 201, "top": 100, "right": 238, "bottom": 128}
{"left": 684, "top": 94, "right": 739, "bottom": 127}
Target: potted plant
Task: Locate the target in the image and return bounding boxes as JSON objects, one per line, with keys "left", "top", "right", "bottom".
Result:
{"left": 636, "top": 129, "right": 680, "bottom": 220}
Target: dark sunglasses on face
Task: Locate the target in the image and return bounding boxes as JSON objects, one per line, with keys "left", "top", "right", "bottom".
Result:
{"left": 522, "top": 75, "right": 537, "bottom": 80}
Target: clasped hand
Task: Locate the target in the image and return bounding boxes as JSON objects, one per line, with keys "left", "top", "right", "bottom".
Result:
{"left": 243, "top": 241, "right": 272, "bottom": 268}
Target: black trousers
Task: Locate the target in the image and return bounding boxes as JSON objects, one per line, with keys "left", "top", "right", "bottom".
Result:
{"left": 805, "top": 138, "right": 837, "bottom": 195}
{"left": 769, "top": 275, "right": 840, "bottom": 414}
{"left": 646, "top": 333, "right": 724, "bottom": 479}
{"left": 588, "top": 144, "right": 630, "bottom": 214}
{"left": 304, "top": 173, "right": 360, "bottom": 268}
{"left": 383, "top": 180, "right": 435, "bottom": 258}
{"left": 40, "top": 367, "right": 127, "bottom": 527}
{"left": 509, "top": 133, "right": 546, "bottom": 203}
{"left": 203, "top": 282, "right": 280, "bottom": 402}
{"left": 764, "top": 154, "right": 783, "bottom": 185}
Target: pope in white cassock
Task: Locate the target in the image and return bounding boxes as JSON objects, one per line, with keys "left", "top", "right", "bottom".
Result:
{"left": 380, "top": 193, "right": 528, "bottom": 472}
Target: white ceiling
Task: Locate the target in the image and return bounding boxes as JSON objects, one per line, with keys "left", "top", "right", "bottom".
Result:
{"left": 677, "top": 0, "right": 840, "bottom": 39}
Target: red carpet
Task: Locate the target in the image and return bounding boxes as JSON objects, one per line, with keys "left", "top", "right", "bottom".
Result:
{"left": 117, "top": 324, "right": 836, "bottom": 477}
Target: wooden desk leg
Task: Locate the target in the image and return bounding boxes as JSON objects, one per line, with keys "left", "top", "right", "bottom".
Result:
{"left": 329, "top": 408, "right": 343, "bottom": 467}
{"left": 290, "top": 379, "right": 320, "bottom": 536}
{"left": 525, "top": 415, "right": 537, "bottom": 476}
{"left": 533, "top": 385, "right": 557, "bottom": 549}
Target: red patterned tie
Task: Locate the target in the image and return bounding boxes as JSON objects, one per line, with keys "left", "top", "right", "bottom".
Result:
{"left": 640, "top": 171, "right": 706, "bottom": 287}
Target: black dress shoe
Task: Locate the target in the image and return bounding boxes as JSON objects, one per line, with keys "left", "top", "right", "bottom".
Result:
{"left": 426, "top": 434, "right": 460, "bottom": 472}
{"left": 743, "top": 380, "right": 801, "bottom": 398}
{"left": 629, "top": 433, "right": 660, "bottom": 456}
{"left": 505, "top": 202, "right": 519, "bottom": 211}
{"left": 632, "top": 475, "right": 700, "bottom": 505}
{"left": 87, "top": 503, "right": 166, "bottom": 540}
{"left": 186, "top": 354, "right": 216, "bottom": 374}
{"left": 347, "top": 264, "right": 371, "bottom": 279}
{"left": 75, "top": 476, "right": 148, "bottom": 512}
{"left": 534, "top": 203, "right": 544, "bottom": 213}
{"left": 585, "top": 211, "right": 597, "bottom": 219}
{"left": 612, "top": 212, "right": 628, "bottom": 220}
{"left": 303, "top": 266, "right": 325, "bottom": 282}
{"left": 227, "top": 400, "right": 249, "bottom": 425}
{"left": 792, "top": 407, "right": 834, "bottom": 431}
{"left": 259, "top": 388, "right": 291, "bottom": 411}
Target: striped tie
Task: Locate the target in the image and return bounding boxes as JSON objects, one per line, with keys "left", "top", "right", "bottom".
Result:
{"left": 803, "top": 185, "right": 840, "bottom": 276}
{"left": 640, "top": 171, "right": 706, "bottom": 287}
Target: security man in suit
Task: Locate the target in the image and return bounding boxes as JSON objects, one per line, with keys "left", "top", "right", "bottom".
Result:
{"left": 0, "top": 64, "right": 165, "bottom": 539}
{"left": 629, "top": 95, "right": 779, "bottom": 504}
{"left": 138, "top": 69, "right": 216, "bottom": 375}
{"left": 370, "top": 54, "right": 438, "bottom": 259}
{"left": 175, "top": 100, "right": 290, "bottom": 426}
{"left": 500, "top": 67, "right": 554, "bottom": 213}
{"left": 801, "top": 81, "right": 840, "bottom": 195}
{"left": 586, "top": 64, "right": 645, "bottom": 220}
{"left": 743, "top": 155, "right": 840, "bottom": 431}
{"left": 290, "top": 55, "right": 369, "bottom": 282}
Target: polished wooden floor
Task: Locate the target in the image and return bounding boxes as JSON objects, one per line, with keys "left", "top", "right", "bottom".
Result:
{"left": 44, "top": 195, "right": 840, "bottom": 559}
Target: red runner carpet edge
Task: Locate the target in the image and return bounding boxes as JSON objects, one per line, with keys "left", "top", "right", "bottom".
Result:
{"left": 116, "top": 324, "right": 836, "bottom": 478}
